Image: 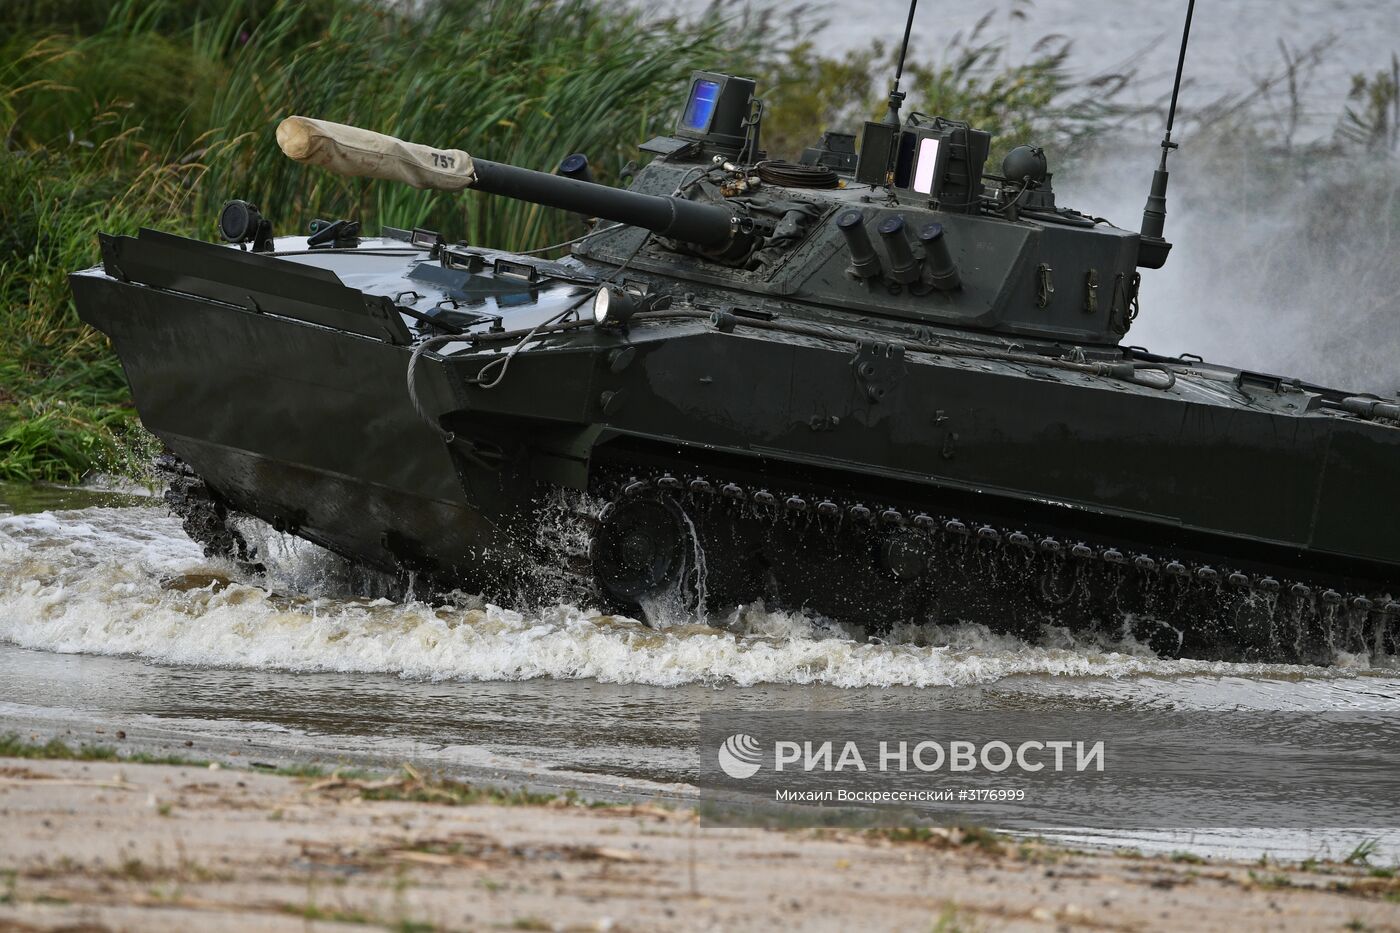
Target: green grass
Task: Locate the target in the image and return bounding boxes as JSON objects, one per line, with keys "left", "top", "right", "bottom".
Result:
{"left": 1346, "top": 838, "right": 1383, "bottom": 866}
{"left": 869, "top": 823, "right": 1005, "bottom": 856}
{"left": 0, "top": 731, "right": 206, "bottom": 766}
{"left": 348, "top": 767, "right": 560, "bottom": 809}
{"left": 280, "top": 903, "right": 376, "bottom": 926}
{"left": 265, "top": 762, "right": 379, "bottom": 781}
{"left": 1248, "top": 869, "right": 1296, "bottom": 889}
{"left": 0, "top": 732, "right": 120, "bottom": 761}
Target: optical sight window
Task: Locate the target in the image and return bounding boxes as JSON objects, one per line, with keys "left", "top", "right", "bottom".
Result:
{"left": 681, "top": 79, "right": 722, "bottom": 133}
{"left": 913, "top": 137, "right": 941, "bottom": 194}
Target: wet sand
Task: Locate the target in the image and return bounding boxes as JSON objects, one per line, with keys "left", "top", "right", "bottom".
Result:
{"left": 1, "top": 756, "right": 1398, "bottom": 933}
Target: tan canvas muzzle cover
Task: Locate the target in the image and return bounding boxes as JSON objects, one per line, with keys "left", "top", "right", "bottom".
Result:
{"left": 276, "top": 116, "right": 476, "bottom": 191}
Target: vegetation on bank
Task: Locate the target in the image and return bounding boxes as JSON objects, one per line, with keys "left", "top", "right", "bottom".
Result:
{"left": 1, "top": 0, "right": 1395, "bottom": 483}
{"left": 0, "top": 731, "right": 206, "bottom": 766}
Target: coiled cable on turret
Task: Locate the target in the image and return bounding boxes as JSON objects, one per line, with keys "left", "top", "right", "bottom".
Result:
{"left": 754, "top": 160, "right": 840, "bottom": 189}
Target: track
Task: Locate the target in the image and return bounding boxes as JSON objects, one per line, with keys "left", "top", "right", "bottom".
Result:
{"left": 588, "top": 464, "right": 1400, "bottom": 665}
{"left": 154, "top": 452, "right": 1398, "bottom": 666}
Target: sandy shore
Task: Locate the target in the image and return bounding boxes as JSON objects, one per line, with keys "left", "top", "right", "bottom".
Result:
{"left": 0, "top": 756, "right": 1397, "bottom": 933}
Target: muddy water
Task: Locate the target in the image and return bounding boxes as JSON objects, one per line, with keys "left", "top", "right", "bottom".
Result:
{"left": 2, "top": 482, "right": 1398, "bottom": 860}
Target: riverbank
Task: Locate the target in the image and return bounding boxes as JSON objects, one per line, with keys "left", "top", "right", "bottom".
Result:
{"left": 1, "top": 751, "right": 1397, "bottom": 932}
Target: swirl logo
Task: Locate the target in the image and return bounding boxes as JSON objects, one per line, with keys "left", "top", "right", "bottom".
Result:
{"left": 717, "top": 733, "right": 762, "bottom": 779}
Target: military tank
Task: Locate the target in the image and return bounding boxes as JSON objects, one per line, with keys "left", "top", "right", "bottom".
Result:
{"left": 71, "top": 58, "right": 1400, "bottom": 664}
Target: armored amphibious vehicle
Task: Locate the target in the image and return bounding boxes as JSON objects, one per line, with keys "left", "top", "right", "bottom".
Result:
{"left": 72, "top": 57, "right": 1399, "bottom": 664}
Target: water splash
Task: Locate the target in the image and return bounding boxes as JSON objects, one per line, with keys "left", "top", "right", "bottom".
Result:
{"left": 1, "top": 503, "right": 1391, "bottom": 688}
{"left": 637, "top": 505, "right": 710, "bottom": 631}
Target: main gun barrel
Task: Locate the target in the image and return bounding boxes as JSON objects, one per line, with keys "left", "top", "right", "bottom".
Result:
{"left": 276, "top": 116, "right": 735, "bottom": 248}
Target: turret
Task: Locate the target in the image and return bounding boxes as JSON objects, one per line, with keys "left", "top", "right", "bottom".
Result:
{"left": 275, "top": 39, "right": 1194, "bottom": 351}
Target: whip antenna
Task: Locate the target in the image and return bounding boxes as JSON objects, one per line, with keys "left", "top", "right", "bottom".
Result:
{"left": 1139, "top": 0, "right": 1195, "bottom": 263}
{"left": 882, "top": 0, "right": 919, "bottom": 127}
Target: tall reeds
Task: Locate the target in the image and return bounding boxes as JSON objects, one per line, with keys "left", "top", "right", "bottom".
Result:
{"left": 0, "top": 0, "right": 737, "bottom": 482}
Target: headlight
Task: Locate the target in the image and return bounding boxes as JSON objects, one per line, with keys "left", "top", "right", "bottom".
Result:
{"left": 216, "top": 199, "right": 272, "bottom": 252}
{"left": 218, "top": 200, "right": 262, "bottom": 243}
{"left": 592, "top": 286, "right": 640, "bottom": 327}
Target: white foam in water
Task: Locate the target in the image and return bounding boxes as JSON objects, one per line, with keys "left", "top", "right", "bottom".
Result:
{"left": 0, "top": 505, "right": 1379, "bottom": 688}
